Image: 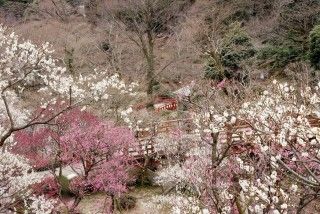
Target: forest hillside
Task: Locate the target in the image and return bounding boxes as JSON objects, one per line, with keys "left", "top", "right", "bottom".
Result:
{"left": 1, "top": 1, "right": 320, "bottom": 214}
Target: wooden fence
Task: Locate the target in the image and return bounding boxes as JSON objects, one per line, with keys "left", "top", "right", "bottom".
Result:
{"left": 128, "top": 116, "right": 320, "bottom": 158}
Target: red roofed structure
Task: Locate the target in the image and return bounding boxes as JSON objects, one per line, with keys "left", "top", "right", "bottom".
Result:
{"left": 153, "top": 97, "right": 177, "bottom": 112}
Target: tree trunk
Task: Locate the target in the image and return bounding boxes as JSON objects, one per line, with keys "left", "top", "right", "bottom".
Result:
{"left": 69, "top": 196, "right": 82, "bottom": 213}
{"left": 86, "top": 0, "right": 98, "bottom": 25}
{"left": 110, "top": 194, "right": 115, "bottom": 212}
{"left": 146, "top": 30, "right": 156, "bottom": 95}
{"left": 211, "top": 132, "right": 219, "bottom": 165}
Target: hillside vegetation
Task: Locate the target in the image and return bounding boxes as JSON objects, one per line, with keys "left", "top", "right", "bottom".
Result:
{"left": 1, "top": 0, "right": 319, "bottom": 92}
{"left": 1, "top": 1, "right": 320, "bottom": 213}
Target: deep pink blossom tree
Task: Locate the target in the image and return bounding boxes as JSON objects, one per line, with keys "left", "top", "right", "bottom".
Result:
{"left": 13, "top": 107, "right": 136, "bottom": 212}
{"left": 60, "top": 112, "right": 135, "bottom": 211}
{"left": 12, "top": 102, "right": 72, "bottom": 170}
{"left": 13, "top": 127, "right": 57, "bottom": 170}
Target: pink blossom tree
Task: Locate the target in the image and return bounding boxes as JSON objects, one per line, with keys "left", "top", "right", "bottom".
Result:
{"left": 13, "top": 127, "right": 58, "bottom": 170}
{"left": 60, "top": 110, "right": 136, "bottom": 211}
{"left": 0, "top": 24, "right": 73, "bottom": 213}
{"left": 0, "top": 23, "right": 138, "bottom": 213}
{"left": 13, "top": 108, "right": 136, "bottom": 212}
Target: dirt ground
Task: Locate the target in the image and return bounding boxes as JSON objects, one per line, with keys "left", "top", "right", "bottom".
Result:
{"left": 76, "top": 186, "right": 169, "bottom": 214}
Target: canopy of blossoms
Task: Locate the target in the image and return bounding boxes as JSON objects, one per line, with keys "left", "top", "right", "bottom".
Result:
{"left": 0, "top": 25, "right": 138, "bottom": 213}
{"left": 145, "top": 80, "right": 320, "bottom": 214}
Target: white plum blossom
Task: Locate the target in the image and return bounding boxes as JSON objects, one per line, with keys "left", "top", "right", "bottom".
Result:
{"left": 26, "top": 195, "right": 56, "bottom": 214}
{"left": 0, "top": 25, "right": 73, "bottom": 212}
{"left": 76, "top": 72, "right": 138, "bottom": 102}
{"left": 0, "top": 151, "right": 56, "bottom": 213}
{"left": 149, "top": 80, "right": 320, "bottom": 213}
{"left": 143, "top": 194, "right": 205, "bottom": 214}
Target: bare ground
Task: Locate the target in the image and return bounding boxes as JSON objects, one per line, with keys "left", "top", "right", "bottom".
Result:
{"left": 75, "top": 186, "right": 168, "bottom": 214}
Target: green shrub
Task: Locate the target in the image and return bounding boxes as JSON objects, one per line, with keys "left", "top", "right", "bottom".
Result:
{"left": 204, "top": 56, "right": 226, "bottom": 80}
{"left": 58, "top": 175, "right": 72, "bottom": 196}
{"left": 129, "top": 166, "right": 154, "bottom": 187}
{"left": 223, "top": 9, "right": 252, "bottom": 25}
{"left": 204, "top": 22, "right": 255, "bottom": 81}
{"left": 136, "top": 169, "right": 154, "bottom": 186}
{"left": 310, "top": 25, "right": 320, "bottom": 69}
{"left": 151, "top": 80, "right": 161, "bottom": 92}
{"left": 7, "top": 0, "right": 32, "bottom": 3}
{"left": 64, "top": 47, "right": 75, "bottom": 75}
{"left": 0, "top": 0, "right": 33, "bottom": 6}
{"left": 117, "top": 195, "right": 137, "bottom": 210}
{"left": 222, "top": 1, "right": 274, "bottom": 25}
{"left": 258, "top": 45, "right": 302, "bottom": 69}
{"left": 257, "top": 0, "right": 319, "bottom": 69}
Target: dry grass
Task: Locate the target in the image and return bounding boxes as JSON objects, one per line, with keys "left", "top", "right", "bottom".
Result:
{"left": 2, "top": 0, "right": 210, "bottom": 90}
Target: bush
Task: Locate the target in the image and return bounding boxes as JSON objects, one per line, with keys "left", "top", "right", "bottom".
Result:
{"left": 222, "top": 1, "right": 274, "bottom": 25}
{"left": 66, "top": 0, "right": 82, "bottom": 6}
{"left": 3, "top": 0, "right": 32, "bottom": 3}
{"left": 204, "top": 22, "right": 255, "bottom": 81}
{"left": 136, "top": 168, "right": 154, "bottom": 186}
{"left": 204, "top": 56, "right": 226, "bottom": 81}
{"left": 222, "top": 22, "right": 256, "bottom": 66}
{"left": 258, "top": 45, "right": 303, "bottom": 69}
{"left": 129, "top": 166, "right": 155, "bottom": 187}
{"left": 117, "top": 195, "right": 137, "bottom": 210}
{"left": 257, "top": 0, "right": 319, "bottom": 70}
{"left": 58, "top": 175, "right": 72, "bottom": 196}
{"left": 223, "top": 9, "right": 252, "bottom": 25}
{"left": 310, "top": 25, "right": 320, "bottom": 69}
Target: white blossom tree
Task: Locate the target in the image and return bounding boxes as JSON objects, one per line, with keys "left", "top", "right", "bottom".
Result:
{"left": 0, "top": 24, "right": 74, "bottom": 213}
{"left": 0, "top": 151, "right": 56, "bottom": 213}
{"left": 145, "top": 80, "right": 320, "bottom": 213}
{"left": 0, "top": 24, "right": 138, "bottom": 213}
